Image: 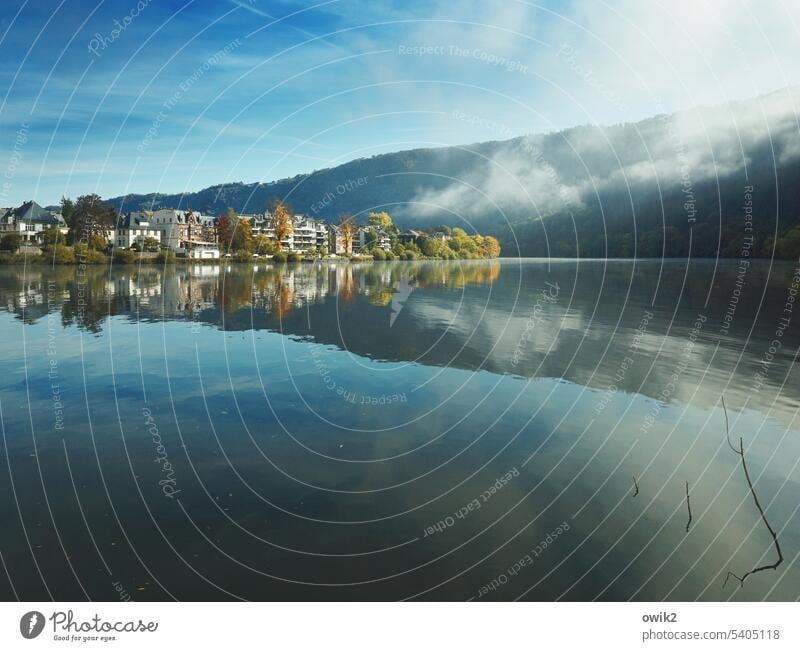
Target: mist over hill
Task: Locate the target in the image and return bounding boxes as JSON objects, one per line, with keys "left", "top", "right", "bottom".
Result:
{"left": 110, "top": 87, "right": 800, "bottom": 258}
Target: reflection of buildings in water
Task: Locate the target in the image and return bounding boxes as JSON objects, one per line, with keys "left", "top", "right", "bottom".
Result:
{"left": 0, "top": 271, "right": 69, "bottom": 317}
{"left": 171, "top": 269, "right": 218, "bottom": 314}
{"left": 0, "top": 261, "right": 503, "bottom": 325}
{"left": 0, "top": 261, "right": 797, "bottom": 423}
{"left": 110, "top": 275, "right": 163, "bottom": 300}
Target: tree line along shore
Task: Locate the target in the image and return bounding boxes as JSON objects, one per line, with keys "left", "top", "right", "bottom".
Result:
{"left": 0, "top": 195, "right": 501, "bottom": 265}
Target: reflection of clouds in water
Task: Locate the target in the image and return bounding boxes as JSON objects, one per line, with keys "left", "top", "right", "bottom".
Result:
{"left": 0, "top": 258, "right": 799, "bottom": 599}
{"left": 2, "top": 260, "right": 798, "bottom": 423}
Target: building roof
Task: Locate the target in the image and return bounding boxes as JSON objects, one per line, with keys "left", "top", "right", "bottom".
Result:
{"left": 4, "top": 201, "right": 65, "bottom": 226}
{"left": 118, "top": 213, "right": 157, "bottom": 229}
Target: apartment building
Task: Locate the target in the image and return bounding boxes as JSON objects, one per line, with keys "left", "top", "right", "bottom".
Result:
{"left": 112, "top": 212, "right": 162, "bottom": 249}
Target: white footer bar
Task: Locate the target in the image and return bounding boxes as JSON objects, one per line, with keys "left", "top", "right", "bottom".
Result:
{"left": 0, "top": 602, "right": 796, "bottom": 650}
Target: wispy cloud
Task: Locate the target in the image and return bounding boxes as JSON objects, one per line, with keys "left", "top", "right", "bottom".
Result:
{"left": 410, "top": 87, "right": 800, "bottom": 220}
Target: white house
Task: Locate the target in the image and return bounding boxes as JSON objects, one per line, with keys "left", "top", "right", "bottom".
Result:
{"left": 327, "top": 224, "right": 353, "bottom": 255}
{"left": 0, "top": 201, "right": 66, "bottom": 243}
{"left": 112, "top": 212, "right": 162, "bottom": 249}
{"left": 150, "top": 209, "right": 192, "bottom": 251}
{"left": 149, "top": 208, "right": 218, "bottom": 257}
{"left": 354, "top": 226, "right": 391, "bottom": 253}
{"left": 292, "top": 216, "right": 328, "bottom": 251}
{"left": 249, "top": 212, "right": 328, "bottom": 252}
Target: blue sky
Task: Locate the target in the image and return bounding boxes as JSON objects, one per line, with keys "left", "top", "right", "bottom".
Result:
{"left": 1, "top": 0, "right": 798, "bottom": 206}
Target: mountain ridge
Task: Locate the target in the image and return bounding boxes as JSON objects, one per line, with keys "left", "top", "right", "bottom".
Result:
{"left": 109, "top": 87, "right": 800, "bottom": 258}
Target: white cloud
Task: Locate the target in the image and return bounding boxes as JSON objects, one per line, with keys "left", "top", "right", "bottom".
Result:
{"left": 408, "top": 86, "right": 800, "bottom": 220}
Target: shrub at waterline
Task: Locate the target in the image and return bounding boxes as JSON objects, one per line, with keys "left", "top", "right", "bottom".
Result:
{"left": 73, "top": 243, "right": 107, "bottom": 264}
{"left": 113, "top": 248, "right": 137, "bottom": 264}
{"left": 0, "top": 233, "right": 22, "bottom": 252}
{"left": 43, "top": 244, "right": 76, "bottom": 264}
{"left": 233, "top": 250, "right": 254, "bottom": 262}
{"left": 156, "top": 249, "right": 176, "bottom": 264}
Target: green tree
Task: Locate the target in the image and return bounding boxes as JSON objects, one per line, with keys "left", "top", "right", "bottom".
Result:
{"left": 60, "top": 196, "right": 75, "bottom": 227}
{"left": 87, "top": 233, "right": 107, "bottom": 251}
{"left": 74, "top": 243, "right": 107, "bottom": 264}
{"left": 68, "top": 194, "right": 115, "bottom": 245}
{"left": 422, "top": 238, "right": 445, "bottom": 257}
{"left": 215, "top": 208, "right": 253, "bottom": 251}
{"left": 41, "top": 226, "right": 66, "bottom": 248}
{"left": 0, "top": 233, "right": 22, "bottom": 252}
{"left": 234, "top": 215, "right": 254, "bottom": 252}
{"left": 367, "top": 211, "right": 395, "bottom": 232}
{"left": 48, "top": 244, "right": 76, "bottom": 264}
{"left": 253, "top": 234, "right": 277, "bottom": 255}
{"left": 113, "top": 248, "right": 136, "bottom": 264}
{"left": 480, "top": 235, "right": 501, "bottom": 258}
{"left": 156, "top": 249, "right": 176, "bottom": 264}
{"left": 142, "top": 236, "right": 160, "bottom": 252}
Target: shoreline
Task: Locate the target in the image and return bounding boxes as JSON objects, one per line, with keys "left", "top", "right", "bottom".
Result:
{"left": 0, "top": 254, "right": 501, "bottom": 266}
{"left": 0, "top": 254, "right": 792, "bottom": 266}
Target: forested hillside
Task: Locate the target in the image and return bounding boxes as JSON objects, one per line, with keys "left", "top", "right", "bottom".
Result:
{"left": 111, "top": 87, "right": 800, "bottom": 259}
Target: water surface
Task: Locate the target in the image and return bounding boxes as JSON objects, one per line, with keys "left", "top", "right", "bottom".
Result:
{"left": 0, "top": 259, "right": 798, "bottom": 600}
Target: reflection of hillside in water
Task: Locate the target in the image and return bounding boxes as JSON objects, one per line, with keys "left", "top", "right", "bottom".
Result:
{"left": 1, "top": 259, "right": 797, "bottom": 417}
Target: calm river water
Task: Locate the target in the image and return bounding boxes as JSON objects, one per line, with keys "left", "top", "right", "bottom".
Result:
{"left": 0, "top": 258, "right": 798, "bottom": 600}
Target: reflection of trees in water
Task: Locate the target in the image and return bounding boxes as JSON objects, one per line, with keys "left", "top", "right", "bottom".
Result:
{"left": 219, "top": 271, "right": 254, "bottom": 314}
{"left": 338, "top": 265, "right": 355, "bottom": 303}
{"left": 393, "top": 260, "right": 501, "bottom": 290}
{"left": 2, "top": 260, "right": 798, "bottom": 421}
{"left": 270, "top": 271, "right": 293, "bottom": 320}
{"left": 355, "top": 261, "right": 501, "bottom": 306}
{"left": 0, "top": 266, "right": 118, "bottom": 333}
{"left": 0, "top": 261, "right": 504, "bottom": 332}
{"left": 0, "top": 266, "right": 75, "bottom": 325}
{"left": 61, "top": 273, "right": 113, "bottom": 334}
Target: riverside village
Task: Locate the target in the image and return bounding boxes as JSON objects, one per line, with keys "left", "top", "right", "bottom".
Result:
{"left": 0, "top": 196, "right": 501, "bottom": 264}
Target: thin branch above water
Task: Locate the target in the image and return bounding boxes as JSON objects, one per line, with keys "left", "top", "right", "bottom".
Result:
{"left": 685, "top": 481, "right": 692, "bottom": 533}
{"left": 720, "top": 396, "right": 784, "bottom": 590}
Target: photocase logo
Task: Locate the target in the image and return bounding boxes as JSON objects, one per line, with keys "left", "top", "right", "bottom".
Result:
{"left": 390, "top": 275, "right": 416, "bottom": 327}
{"left": 20, "top": 611, "right": 45, "bottom": 639}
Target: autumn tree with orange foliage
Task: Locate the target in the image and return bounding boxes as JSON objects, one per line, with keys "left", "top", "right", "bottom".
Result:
{"left": 337, "top": 213, "right": 356, "bottom": 254}
{"left": 269, "top": 199, "right": 293, "bottom": 250}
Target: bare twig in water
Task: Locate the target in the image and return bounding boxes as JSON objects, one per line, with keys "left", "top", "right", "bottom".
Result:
{"left": 721, "top": 395, "right": 739, "bottom": 454}
{"left": 685, "top": 481, "right": 692, "bottom": 533}
{"left": 720, "top": 396, "right": 784, "bottom": 590}
{"left": 632, "top": 476, "right": 639, "bottom": 497}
